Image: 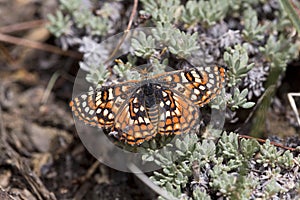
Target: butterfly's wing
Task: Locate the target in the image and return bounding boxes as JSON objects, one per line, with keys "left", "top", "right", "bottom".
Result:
{"left": 157, "top": 66, "right": 225, "bottom": 107}
{"left": 113, "top": 84, "right": 200, "bottom": 144}
{"left": 70, "top": 66, "right": 225, "bottom": 145}
{"left": 70, "top": 82, "right": 137, "bottom": 129}
{"left": 70, "top": 87, "right": 100, "bottom": 127}
{"left": 112, "top": 86, "right": 158, "bottom": 145}
{"left": 155, "top": 87, "right": 200, "bottom": 136}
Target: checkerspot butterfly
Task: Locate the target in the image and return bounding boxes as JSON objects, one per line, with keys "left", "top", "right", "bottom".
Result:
{"left": 70, "top": 66, "right": 225, "bottom": 145}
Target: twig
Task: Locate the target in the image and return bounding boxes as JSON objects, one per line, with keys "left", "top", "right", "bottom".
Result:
{"left": 0, "top": 20, "right": 46, "bottom": 33}
{"left": 78, "top": 161, "right": 100, "bottom": 183}
{"left": 239, "top": 135, "right": 298, "bottom": 152}
{"left": 73, "top": 161, "right": 100, "bottom": 200}
{"left": 127, "top": 163, "right": 178, "bottom": 200}
{"left": 41, "top": 71, "right": 61, "bottom": 105}
{"left": 0, "top": 33, "right": 82, "bottom": 59}
{"left": 105, "top": 0, "right": 138, "bottom": 64}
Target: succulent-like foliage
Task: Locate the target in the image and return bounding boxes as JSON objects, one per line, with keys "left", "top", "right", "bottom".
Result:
{"left": 140, "top": 0, "right": 181, "bottom": 24}
{"left": 144, "top": 132, "right": 300, "bottom": 199}
{"left": 181, "top": 0, "right": 229, "bottom": 28}
{"left": 242, "top": 8, "right": 266, "bottom": 42}
{"left": 224, "top": 44, "right": 254, "bottom": 87}
{"left": 47, "top": 10, "right": 71, "bottom": 37}
{"left": 259, "top": 35, "right": 298, "bottom": 71}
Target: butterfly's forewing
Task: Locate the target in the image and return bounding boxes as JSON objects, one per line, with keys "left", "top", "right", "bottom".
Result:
{"left": 70, "top": 82, "right": 137, "bottom": 129}
{"left": 158, "top": 66, "right": 225, "bottom": 107}
{"left": 70, "top": 88, "right": 100, "bottom": 127}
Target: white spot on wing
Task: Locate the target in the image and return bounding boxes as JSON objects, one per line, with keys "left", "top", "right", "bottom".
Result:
{"left": 205, "top": 67, "right": 211, "bottom": 72}
{"left": 96, "top": 94, "right": 101, "bottom": 101}
{"left": 194, "top": 89, "right": 200, "bottom": 95}
{"left": 89, "top": 110, "right": 94, "bottom": 115}
{"left": 108, "top": 113, "right": 114, "bottom": 120}
{"left": 195, "top": 77, "right": 201, "bottom": 83}
{"left": 81, "top": 94, "right": 87, "bottom": 100}
{"left": 191, "top": 94, "right": 197, "bottom": 100}
{"left": 108, "top": 88, "right": 114, "bottom": 100}
{"left": 103, "top": 109, "right": 108, "bottom": 116}
{"left": 138, "top": 117, "right": 144, "bottom": 123}
{"left": 180, "top": 73, "right": 188, "bottom": 83}
{"left": 199, "top": 85, "right": 205, "bottom": 90}
{"left": 96, "top": 100, "right": 101, "bottom": 106}
{"left": 175, "top": 108, "right": 180, "bottom": 115}
{"left": 191, "top": 70, "right": 199, "bottom": 78}
{"left": 144, "top": 118, "right": 150, "bottom": 124}
{"left": 159, "top": 102, "right": 164, "bottom": 108}
{"left": 162, "top": 91, "right": 168, "bottom": 97}
{"left": 166, "top": 111, "right": 171, "bottom": 117}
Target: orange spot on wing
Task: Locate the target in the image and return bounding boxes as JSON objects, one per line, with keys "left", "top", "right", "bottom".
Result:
{"left": 186, "top": 72, "right": 193, "bottom": 81}
{"left": 141, "top": 124, "right": 147, "bottom": 130}
{"left": 102, "top": 91, "right": 108, "bottom": 100}
{"left": 134, "top": 126, "right": 140, "bottom": 132}
{"left": 69, "top": 101, "right": 74, "bottom": 107}
{"left": 166, "top": 118, "right": 172, "bottom": 125}
{"left": 200, "top": 72, "right": 208, "bottom": 84}
{"left": 173, "top": 74, "right": 180, "bottom": 82}
{"left": 88, "top": 96, "right": 97, "bottom": 109}
{"left": 173, "top": 117, "right": 179, "bottom": 123}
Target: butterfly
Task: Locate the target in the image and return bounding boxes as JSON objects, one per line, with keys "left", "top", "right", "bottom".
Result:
{"left": 70, "top": 66, "right": 225, "bottom": 145}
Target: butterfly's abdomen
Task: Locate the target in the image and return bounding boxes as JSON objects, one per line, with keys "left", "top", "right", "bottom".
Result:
{"left": 142, "top": 83, "right": 160, "bottom": 126}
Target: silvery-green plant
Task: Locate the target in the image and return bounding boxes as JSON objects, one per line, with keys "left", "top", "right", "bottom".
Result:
{"left": 140, "top": 0, "right": 181, "bottom": 24}
{"left": 242, "top": 7, "right": 266, "bottom": 42}
{"left": 181, "top": 0, "right": 229, "bottom": 28}
{"left": 224, "top": 44, "right": 254, "bottom": 87}
{"left": 144, "top": 132, "right": 300, "bottom": 199}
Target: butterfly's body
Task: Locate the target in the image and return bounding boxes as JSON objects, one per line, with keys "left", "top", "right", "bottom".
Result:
{"left": 70, "top": 66, "right": 225, "bottom": 145}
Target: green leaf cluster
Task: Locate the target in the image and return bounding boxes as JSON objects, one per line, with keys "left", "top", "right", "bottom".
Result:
{"left": 47, "top": 0, "right": 112, "bottom": 37}
{"left": 181, "top": 0, "right": 228, "bottom": 28}
{"left": 224, "top": 44, "right": 254, "bottom": 87}
{"left": 143, "top": 132, "right": 299, "bottom": 199}
{"left": 259, "top": 35, "right": 298, "bottom": 71}
{"left": 242, "top": 8, "right": 266, "bottom": 42}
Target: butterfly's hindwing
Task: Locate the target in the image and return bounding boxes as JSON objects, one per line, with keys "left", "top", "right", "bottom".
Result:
{"left": 114, "top": 86, "right": 157, "bottom": 145}
{"left": 157, "top": 88, "right": 200, "bottom": 136}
